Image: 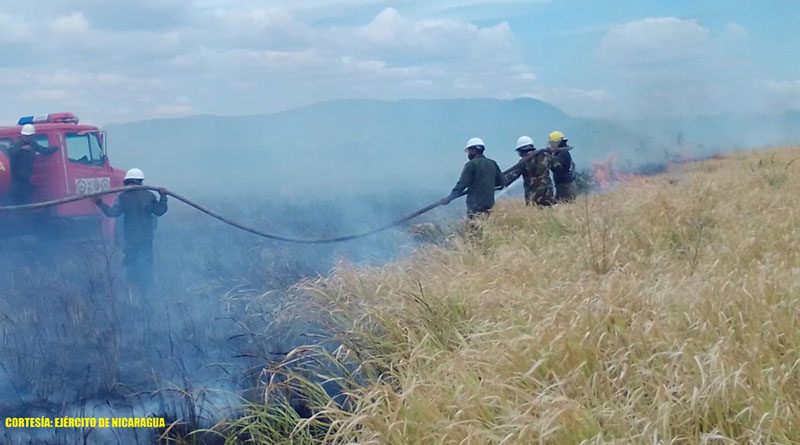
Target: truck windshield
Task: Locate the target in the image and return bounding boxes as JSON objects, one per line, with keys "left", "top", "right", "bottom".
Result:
{"left": 65, "top": 132, "right": 105, "bottom": 166}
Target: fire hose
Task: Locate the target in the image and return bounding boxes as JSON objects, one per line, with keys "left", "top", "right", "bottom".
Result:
{"left": 0, "top": 164, "right": 522, "bottom": 243}
{"left": 0, "top": 185, "right": 452, "bottom": 244}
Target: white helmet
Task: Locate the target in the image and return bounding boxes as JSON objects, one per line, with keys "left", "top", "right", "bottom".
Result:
{"left": 465, "top": 137, "right": 485, "bottom": 150}
{"left": 20, "top": 124, "right": 35, "bottom": 136}
{"left": 124, "top": 168, "right": 145, "bottom": 181}
{"left": 515, "top": 136, "right": 534, "bottom": 151}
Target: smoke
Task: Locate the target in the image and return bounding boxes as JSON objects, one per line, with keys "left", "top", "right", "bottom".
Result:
{"left": 2, "top": 97, "right": 799, "bottom": 443}
{"left": 0, "top": 186, "right": 457, "bottom": 443}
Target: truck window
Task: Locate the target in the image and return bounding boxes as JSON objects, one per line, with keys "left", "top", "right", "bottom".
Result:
{"left": 33, "top": 135, "right": 51, "bottom": 150}
{"left": 65, "top": 133, "right": 105, "bottom": 166}
{"left": 0, "top": 135, "right": 51, "bottom": 154}
{"left": 0, "top": 138, "right": 11, "bottom": 155}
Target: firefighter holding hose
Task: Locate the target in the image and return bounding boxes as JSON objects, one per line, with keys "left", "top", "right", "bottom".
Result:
{"left": 440, "top": 137, "right": 504, "bottom": 218}
{"left": 95, "top": 168, "right": 168, "bottom": 293}
{"left": 547, "top": 131, "right": 577, "bottom": 203}
{"left": 504, "top": 136, "right": 556, "bottom": 206}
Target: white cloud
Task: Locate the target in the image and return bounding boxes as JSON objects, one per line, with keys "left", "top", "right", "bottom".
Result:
{"left": 0, "top": 2, "right": 550, "bottom": 121}
{"left": 556, "top": 87, "right": 614, "bottom": 104}
{"left": 359, "top": 7, "right": 404, "bottom": 46}
{"left": 226, "top": 49, "right": 325, "bottom": 70}
{"left": 153, "top": 104, "right": 195, "bottom": 117}
{"left": 196, "top": 0, "right": 545, "bottom": 22}
{"left": 0, "top": 67, "right": 166, "bottom": 124}
{"left": 0, "top": 9, "right": 184, "bottom": 62}
{"left": 166, "top": 7, "right": 533, "bottom": 98}
{"left": 339, "top": 56, "right": 387, "bottom": 74}
{"left": 354, "top": 7, "right": 517, "bottom": 62}
{"left": 213, "top": 6, "right": 296, "bottom": 28}
{"left": 724, "top": 23, "right": 748, "bottom": 41}
{"left": 50, "top": 12, "right": 90, "bottom": 36}
{"left": 31, "top": 70, "right": 163, "bottom": 91}
{"left": 531, "top": 87, "right": 616, "bottom": 118}
{"left": 22, "top": 89, "right": 72, "bottom": 101}
{"left": 598, "top": 17, "right": 711, "bottom": 67}
{"left": 170, "top": 48, "right": 326, "bottom": 73}
{"left": 206, "top": 6, "right": 315, "bottom": 47}
{"left": 761, "top": 80, "right": 800, "bottom": 110}
{"left": 764, "top": 79, "right": 800, "bottom": 95}
{"left": 593, "top": 17, "right": 765, "bottom": 117}
{"left": 0, "top": 13, "right": 31, "bottom": 42}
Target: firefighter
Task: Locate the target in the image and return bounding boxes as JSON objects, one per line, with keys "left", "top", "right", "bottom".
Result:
{"left": 7, "top": 124, "right": 58, "bottom": 204}
{"left": 504, "top": 136, "right": 556, "bottom": 206}
{"left": 547, "top": 131, "right": 577, "bottom": 202}
{"left": 440, "top": 137, "right": 504, "bottom": 218}
{"left": 95, "top": 168, "right": 168, "bottom": 293}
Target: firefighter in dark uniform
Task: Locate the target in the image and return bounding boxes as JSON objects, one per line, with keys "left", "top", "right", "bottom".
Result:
{"left": 547, "top": 131, "right": 577, "bottom": 202}
{"left": 95, "top": 168, "right": 168, "bottom": 293}
{"left": 7, "top": 123, "right": 58, "bottom": 204}
{"left": 441, "top": 137, "right": 504, "bottom": 218}
{"left": 504, "top": 136, "right": 556, "bottom": 206}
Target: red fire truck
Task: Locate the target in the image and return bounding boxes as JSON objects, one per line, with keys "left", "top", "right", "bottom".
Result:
{"left": 0, "top": 112, "right": 126, "bottom": 240}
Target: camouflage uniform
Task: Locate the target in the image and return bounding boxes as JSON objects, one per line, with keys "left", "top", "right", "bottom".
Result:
{"left": 98, "top": 189, "right": 168, "bottom": 293}
{"left": 505, "top": 149, "right": 556, "bottom": 206}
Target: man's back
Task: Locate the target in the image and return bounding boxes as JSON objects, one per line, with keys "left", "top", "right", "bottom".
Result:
{"left": 104, "top": 190, "right": 167, "bottom": 244}
{"left": 8, "top": 139, "right": 54, "bottom": 183}
{"left": 518, "top": 151, "right": 553, "bottom": 183}
{"left": 506, "top": 150, "right": 555, "bottom": 205}
{"left": 451, "top": 154, "right": 504, "bottom": 215}
{"left": 550, "top": 148, "right": 575, "bottom": 184}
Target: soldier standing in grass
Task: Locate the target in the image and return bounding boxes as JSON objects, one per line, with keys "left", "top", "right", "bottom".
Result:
{"left": 95, "top": 168, "right": 168, "bottom": 294}
{"left": 504, "top": 136, "right": 556, "bottom": 206}
{"left": 440, "top": 137, "right": 505, "bottom": 218}
{"left": 547, "top": 131, "right": 578, "bottom": 203}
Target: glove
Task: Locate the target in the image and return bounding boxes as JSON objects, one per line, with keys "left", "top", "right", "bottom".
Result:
{"left": 439, "top": 196, "right": 451, "bottom": 206}
{"left": 158, "top": 188, "right": 168, "bottom": 197}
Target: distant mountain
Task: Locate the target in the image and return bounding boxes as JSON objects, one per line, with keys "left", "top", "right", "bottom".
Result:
{"left": 104, "top": 99, "right": 799, "bottom": 196}
{"left": 104, "top": 98, "right": 636, "bottom": 195}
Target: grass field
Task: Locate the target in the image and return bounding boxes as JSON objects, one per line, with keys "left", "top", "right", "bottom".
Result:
{"left": 216, "top": 146, "right": 800, "bottom": 444}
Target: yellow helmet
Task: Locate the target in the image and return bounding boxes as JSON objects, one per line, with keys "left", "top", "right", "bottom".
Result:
{"left": 548, "top": 131, "right": 564, "bottom": 144}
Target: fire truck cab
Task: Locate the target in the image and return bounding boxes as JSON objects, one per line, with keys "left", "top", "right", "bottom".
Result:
{"left": 0, "top": 112, "right": 126, "bottom": 240}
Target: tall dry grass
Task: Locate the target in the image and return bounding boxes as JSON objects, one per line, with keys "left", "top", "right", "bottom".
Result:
{"left": 221, "top": 147, "right": 800, "bottom": 444}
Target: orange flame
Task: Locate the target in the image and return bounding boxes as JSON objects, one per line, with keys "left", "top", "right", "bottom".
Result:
{"left": 591, "top": 154, "right": 617, "bottom": 189}
{"left": 591, "top": 153, "right": 649, "bottom": 188}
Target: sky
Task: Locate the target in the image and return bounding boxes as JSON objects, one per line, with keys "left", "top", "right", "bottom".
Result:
{"left": 0, "top": 0, "right": 798, "bottom": 124}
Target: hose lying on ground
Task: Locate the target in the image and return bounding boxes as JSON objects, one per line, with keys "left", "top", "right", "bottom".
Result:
{"left": 0, "top": 185, "right": 449, "bottom": 244}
